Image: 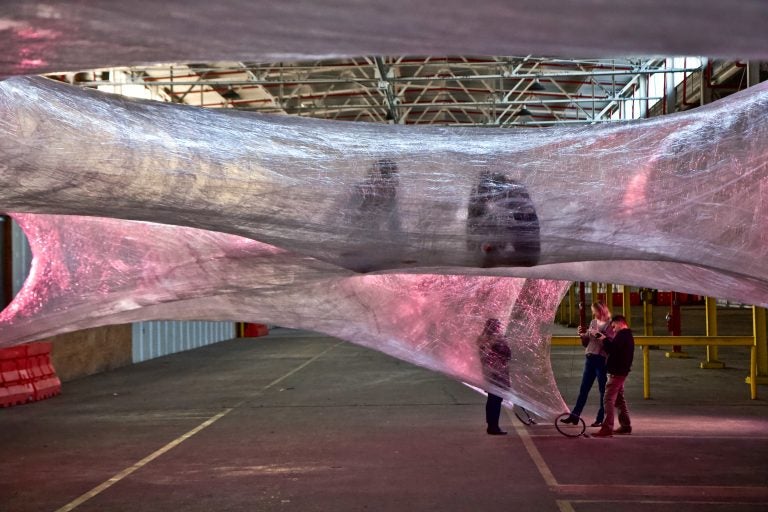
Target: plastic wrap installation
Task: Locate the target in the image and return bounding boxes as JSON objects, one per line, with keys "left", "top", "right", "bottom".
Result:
{"left": 0, "top": 214, "right": 570, "bottom": 418}
{"left": 0, "top": 76, "right": 766, "bottom": 306}
{"left": 1, "top": 0, "right": 768, "bottom": 77}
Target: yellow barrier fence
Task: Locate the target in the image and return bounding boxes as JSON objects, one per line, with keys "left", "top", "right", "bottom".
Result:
{"left": 551, "top": 335, "right": 757, "bottom": 399}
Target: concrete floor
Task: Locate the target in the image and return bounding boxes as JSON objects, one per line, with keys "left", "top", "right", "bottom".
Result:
{"left": 1, "top": 324, "right": 767, "bottom": 512}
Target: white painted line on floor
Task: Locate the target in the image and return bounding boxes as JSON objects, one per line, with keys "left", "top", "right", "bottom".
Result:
{"left": 232, "top": 341, "right": 344, "bottom": 408}
{"left": 557, "top": 483, "right": 768, "bottom": 500}
{"left": 54, "top": 341, "right": 343, "bottom": 512}
{"left": 506, "top": 412, "right": 768, "bottom": 510}
{"left": 526, "top": 433, "right": 768, "bottom": 441}
{"left": 507, "top": 417, "right": 573, "bottom": 511}
{"left": 508, "top": 416, "right": 559, "bottom": 488}
{"left": 569, "top": 499, "right": 768, "bottom": 505}
{"left": 53, "top": 409, "right": 232, "bottom": 512}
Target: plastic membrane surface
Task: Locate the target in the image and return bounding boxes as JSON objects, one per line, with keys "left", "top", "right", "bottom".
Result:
{"left": 0, "top": 74, "right": 767, "bottom": 420}
{"left": 1, "top": 0, "right": 767, "bottom": 76}
{"left": 0, "top": 76, "right": 766, "bottom": 303}
{"left": 1, "top": 214, "right": 569, "bottom": 418}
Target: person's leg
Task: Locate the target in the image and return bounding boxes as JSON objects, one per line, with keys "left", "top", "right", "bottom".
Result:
{"left": 594, "top": 356, "right": 608, "bottom": 424}
{"left": 595, "top": 374, "right": 625, "bottom": 436}
{"left": 486, "top": 393, "right": 505, "bottom": 434}
{"left": 485, "top": 394, "right": 497, "bottom": 426}
{"left": 568, "top": 356, "right": 597, "bottom": 421}
{"left": 616, "top": 380, "right": 631, "bottom": 429}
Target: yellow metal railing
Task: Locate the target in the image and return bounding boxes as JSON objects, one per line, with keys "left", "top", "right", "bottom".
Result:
{"left": 551, "top": 335, "right": 757, "bottom": 399}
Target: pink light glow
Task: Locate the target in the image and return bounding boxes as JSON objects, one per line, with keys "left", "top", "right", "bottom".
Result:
{"left": 0, "top": 213, "right": 569, "bottom": 419}
{"left": 0, "top": 72, "right": 767, "bottom": 422}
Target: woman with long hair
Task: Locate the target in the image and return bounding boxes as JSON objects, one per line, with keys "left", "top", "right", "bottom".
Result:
{"left": 560, "top": 302, "right": 614, "bottom": 427}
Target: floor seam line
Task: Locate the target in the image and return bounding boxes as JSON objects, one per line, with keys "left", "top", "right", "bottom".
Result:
{"left": 52, "top": 339, "right": 343, "bottom": 512}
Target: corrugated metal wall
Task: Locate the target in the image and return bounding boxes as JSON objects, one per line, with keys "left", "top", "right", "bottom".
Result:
{"left": 10, "top": 219, "right": 236, "bottom": 363}
{"left": 131, "top": 320, "right": 236, "bottom": 363}
{"left": 11, "top": 220, "right": 32, "bottom": 295}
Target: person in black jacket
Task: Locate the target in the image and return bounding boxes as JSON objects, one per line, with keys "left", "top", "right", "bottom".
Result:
{"left": 477, "top": 318, "right": 512, "bottom": 435}
{"left": 467, "top": 172, "right": 541, "bottom": 268}
{"left": 593, "top": 314, "right": 635, "bottom": 438}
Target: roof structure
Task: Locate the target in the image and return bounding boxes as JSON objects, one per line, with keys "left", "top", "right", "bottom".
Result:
{"left": 49, "top": 56, "right": 715, "bottom": 126}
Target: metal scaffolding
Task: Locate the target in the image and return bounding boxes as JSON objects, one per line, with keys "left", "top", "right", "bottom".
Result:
{"left": 51, "top": 56, "right": 725, "bottom": 127}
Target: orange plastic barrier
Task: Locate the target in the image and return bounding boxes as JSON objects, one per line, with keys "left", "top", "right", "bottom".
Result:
{"left": 0, "top": 342, "right": 61, "bottom": 407}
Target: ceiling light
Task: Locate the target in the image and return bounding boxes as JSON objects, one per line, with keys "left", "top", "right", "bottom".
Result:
{"left": 529, "top": 79, "right": 546, "bottom": 91}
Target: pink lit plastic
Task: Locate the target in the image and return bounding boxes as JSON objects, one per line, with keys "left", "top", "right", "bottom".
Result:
{"left": 1, "top": 8, "right": 768, "bottom": 420}
{"left": 0, "top": 214, "right": 570, "bottom": 418}
{"left": 1, "top": 75, "right": 768, "bottom": 419}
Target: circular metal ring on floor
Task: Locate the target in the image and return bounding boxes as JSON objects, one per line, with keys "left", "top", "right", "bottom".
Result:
{"left": 513, "top": 405, "right": 537, "bottom": 426}
{"left": 555, "top": 412, "right": 586, "bottom": 437}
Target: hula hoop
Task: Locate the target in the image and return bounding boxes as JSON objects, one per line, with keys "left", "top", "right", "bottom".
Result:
{"left": 554, "top": 412, "right": 586, "bottom": 437}
{"left": 513, "top": 405, "right": 537, "bottom": 426}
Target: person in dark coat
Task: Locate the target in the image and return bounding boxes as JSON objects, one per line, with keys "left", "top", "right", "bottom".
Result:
{"left": 593, "top": 314, "right": 635, "bottom": 437}
{"left": 467, "top": 172, "right": 541, "bottom": 268}
{"left": 477, "top": 318, "right": 512, "bottom": 435}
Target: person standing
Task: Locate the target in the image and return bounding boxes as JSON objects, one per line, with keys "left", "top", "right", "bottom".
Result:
{"left": 593, "top": 314, "right": 635, "bottom": 438}
{"left": 560, "top": 302, "right": 613, "bottom": 427}
{"left": 477, "top": 318, "right": 512, "bottom": 435}
{"left": 466, "top": 172, "right": 540, "bottom": 268}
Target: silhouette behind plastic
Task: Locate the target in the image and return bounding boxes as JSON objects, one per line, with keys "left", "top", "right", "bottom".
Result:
{"left": 467, "top": 172, "right": 541, "bottom": 267}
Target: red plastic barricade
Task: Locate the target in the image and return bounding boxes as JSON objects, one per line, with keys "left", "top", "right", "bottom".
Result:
{"left": 0, "top": 345, "right": 34, "bottom": 407}
{"left": 27, "top": 342, "right": 62, "bottom": 401}
{"left": 0, "top": 342, "right": 61, "bottom": 407}
{"left": 243, "top": 323, "right": 269, "bottom": 337}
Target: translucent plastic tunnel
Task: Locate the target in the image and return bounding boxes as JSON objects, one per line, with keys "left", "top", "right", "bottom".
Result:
{"left": 1, "top": 74, "right": 767, "bottom": 420}
{"left": 0, "top": 213, "right": 569, "bottom": 418}
{"left": 0, "top": 76, "right": 766, "bottom": 303}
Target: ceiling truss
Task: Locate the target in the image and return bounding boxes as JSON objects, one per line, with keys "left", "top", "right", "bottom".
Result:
{"left": 51, "top": 56, "right": 719, "bottom": 126}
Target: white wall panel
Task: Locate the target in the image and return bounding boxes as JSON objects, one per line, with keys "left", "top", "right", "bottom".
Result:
{"left": 11, "top": 219, "right": 31, "bottom": 296}
{"left": 132, "top": 320, "right": 236, "bottom": 363}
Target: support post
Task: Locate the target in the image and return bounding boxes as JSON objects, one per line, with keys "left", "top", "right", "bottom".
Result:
{"left": 642, "top": 289, "right": 653, "bottom": 335}
{"left": 578, "top": 281, "right": 586, "bottom": 329}
{"left": 605, "top": 283, "right": 614, "bottom": 313}
{"left": 700, "top": 297, "right": 725, "bottom": 369}
{"left": 666, "top": 292, "right": 690, "bottom": 358}
{"left": 643, "top": 289, "right": 658, "bottom": 349}
{"left": 750, "top": 346, "right": 758, "bottom": 400}
{"left": 745, "top": 306, "right": 768, "bottom": 390}
{"left": 622, "top": 286, "right": 631, "bottom": 328}
{"left": 568, "top": 283, "right": 577, "bottom": 327}
{"left": 643, "top": 345, "right": 651, "bottom": 399}
{"left": 591, "top": 281, "right": 599, "bottom": 303}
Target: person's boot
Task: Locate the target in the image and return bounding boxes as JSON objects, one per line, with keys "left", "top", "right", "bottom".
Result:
{"left": 487, "top": 426, "right": 508, "bottom": 435}
{"left": 592, "top": 426, "right": 613, "bottom": 437}
{"left": 613, "top": 425, "right": 632, "bottom": 435}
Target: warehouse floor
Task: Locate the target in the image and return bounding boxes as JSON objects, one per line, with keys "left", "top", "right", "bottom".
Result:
{"left": 1, "top": 324, "right": 766, "bottom": 512}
